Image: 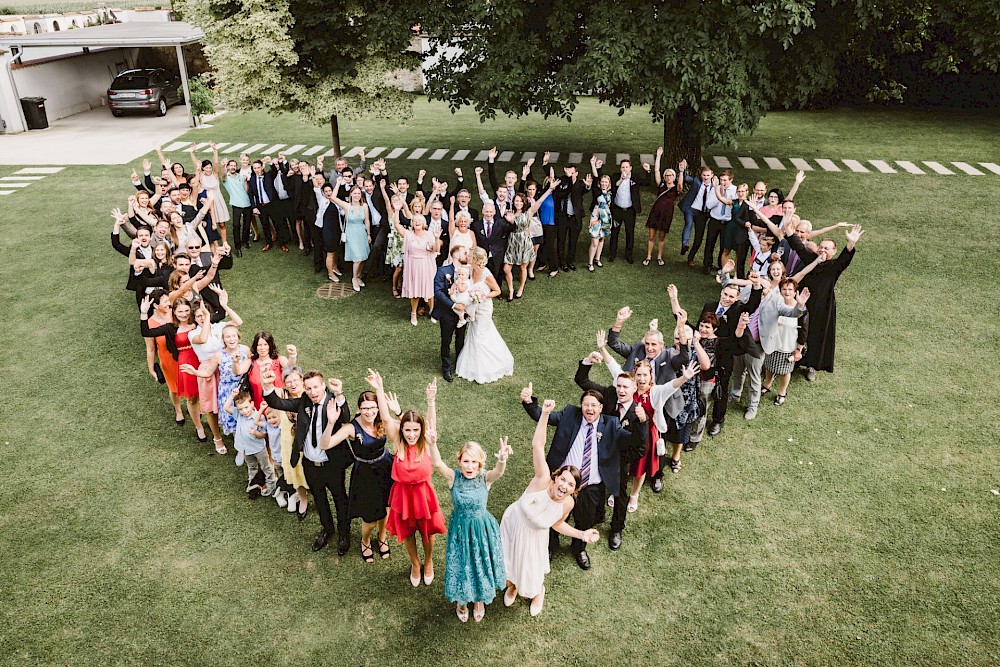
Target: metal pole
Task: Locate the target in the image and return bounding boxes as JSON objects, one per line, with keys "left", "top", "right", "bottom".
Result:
{"left": 5, "top": 45, "right": 29, "bottom": 133}
{"left": 175, "top": 43, "right": 194, "bottom": 127}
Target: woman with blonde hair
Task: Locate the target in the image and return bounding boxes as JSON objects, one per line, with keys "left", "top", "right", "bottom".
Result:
{"left": 428, "top": 436, "right": 510, "bottom": 622}
{"left": 455, "top": 247, "right": 514, "bottom": 384}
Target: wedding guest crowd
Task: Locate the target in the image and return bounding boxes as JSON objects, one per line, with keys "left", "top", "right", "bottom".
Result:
{"left": 110, "top": 138, "right": 864, "bottom": 621}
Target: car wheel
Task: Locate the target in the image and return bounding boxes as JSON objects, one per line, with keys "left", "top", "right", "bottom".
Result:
{"left": 112, "top": 109, "right": 124, "bottom": 117}
{"left": 157, "top": 97, "right": 168, "bottom": 116}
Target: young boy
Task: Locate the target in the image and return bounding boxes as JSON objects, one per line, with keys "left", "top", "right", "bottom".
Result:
{"left": 225, "top": 390, "right": 277, "bottom": 497}
{"left": 262, "top": 407, "right": 289, "bottom": 507}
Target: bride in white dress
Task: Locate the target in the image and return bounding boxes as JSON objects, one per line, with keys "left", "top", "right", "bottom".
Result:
{"left": 456, "top": 248, "right": 515, "bottom": 383}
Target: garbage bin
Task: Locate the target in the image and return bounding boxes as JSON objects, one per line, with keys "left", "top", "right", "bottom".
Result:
{"left": 20, "top": 97, "right": 48, "bottom": 130}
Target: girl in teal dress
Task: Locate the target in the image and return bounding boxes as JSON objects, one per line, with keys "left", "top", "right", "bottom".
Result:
{"left": 428, "top": 436, "right": 511, "bottom": 623}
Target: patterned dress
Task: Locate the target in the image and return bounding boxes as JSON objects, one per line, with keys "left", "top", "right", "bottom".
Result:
{"left": 503, "top": 212, "right": 534, "bottom": 264}
{"left": 444, "top": 472, "right": 506, "bottom": 605}
{"left": 217, "top": 347, "right": 248, "bottom": 435}
{"left": 589, "top": 191, "right": 612, "bottom": 239}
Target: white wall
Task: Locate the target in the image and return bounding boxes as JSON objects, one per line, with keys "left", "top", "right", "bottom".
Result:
{"left": 2, "top": 47, "right": 139, "bottom": 131}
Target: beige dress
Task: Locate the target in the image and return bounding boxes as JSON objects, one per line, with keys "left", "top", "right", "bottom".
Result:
{"left": 500, "top": 487, "right": 567, "bottom": 598}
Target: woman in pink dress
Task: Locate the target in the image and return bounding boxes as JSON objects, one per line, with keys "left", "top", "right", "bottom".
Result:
{"left": 366, "top": 370, "right": 446, "bottom": 587}
{"left": 246, "top": 331, "right": 292, "bottom": 409}
{"left": 392, "top": 200, "right": 438, "bottom": 326}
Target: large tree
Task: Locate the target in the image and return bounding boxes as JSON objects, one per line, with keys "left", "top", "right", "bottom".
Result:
{"left": 180, "top": 0, "right": 421, "bottom": 154}
{"left": 393, "top": 0, "right": 1000, "bottom": 165}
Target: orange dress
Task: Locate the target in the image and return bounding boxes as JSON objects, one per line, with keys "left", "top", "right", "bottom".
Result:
{"left": 148, "top": 313, "right": 178, "bottom": 394}
{"left": 386, "top": 445, "right": 446, "bottom": 542}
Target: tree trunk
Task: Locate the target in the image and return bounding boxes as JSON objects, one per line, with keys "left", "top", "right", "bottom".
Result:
{"left": 330, "top": 114, "right": 342, "bottom": 158}
{"left": 663, "top": 105, "right": 701, "bottom": 172}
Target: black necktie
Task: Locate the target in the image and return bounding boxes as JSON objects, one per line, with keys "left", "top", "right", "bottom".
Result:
{"left": 699, "top": 184, "right": 709, "bottom": 211}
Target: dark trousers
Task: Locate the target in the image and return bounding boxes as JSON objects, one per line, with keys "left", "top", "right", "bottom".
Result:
{"left": 539, "top": 224, "right": 559, "bottom": 270}
{"left": 439, "top": 315, "right": 468, "bottom": 374}
{"left": 256, "top": 203, "right": 274, "bottom": 243}
{"left": 557, "top": 211, "right": 582, "bottom": 265}
{"left": 734, "top": 240, "right": 751, "bottom": 279}
{"left": 269, "top": 199, "right": 293, "bottom": 245}
{"left": 303, "top": 454, "right": 352, "bottom": 538}
{"left": 313, "top": 228, "right": 327, "bottom": 272}
{"left": 549, "top": 482, "right": 604, "bottom": 554}
{"left": 610, "top": 464, "right": 629, "bottom": 534}
{"left": 711, "top": 368, "right": 731, "bottom": 425}
{"left": 608, "top": 205, "right": 637, "bottom": 259}
{"left": 686, "top": 210, "right": 711, "bottom": 263}
{"left": 231, "top": 205, "right": 253, "bottom": 248}
{"left": 703, "top": 217, "right": 725, "bottom": 269}
{"left": 363, "top": 224, "right": 388, "bottom": 279}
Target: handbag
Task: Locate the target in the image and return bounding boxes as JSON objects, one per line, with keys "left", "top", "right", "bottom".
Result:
{"left": 655, "top": 437, "right": 666, "bottom": 457}
{"left": 153, "top": 361, "right": 166, "bottom": 385}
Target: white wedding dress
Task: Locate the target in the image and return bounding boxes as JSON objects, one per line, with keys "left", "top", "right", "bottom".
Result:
{"left": 455, "top": 273, "right": 514, "bottom": 383}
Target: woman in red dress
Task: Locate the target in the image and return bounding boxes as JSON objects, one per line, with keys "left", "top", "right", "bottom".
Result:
{"left": 246, "top": 331, "right": 291, "bottom": 409}
{"left": 139, "top": 294, "right": 207, "bottom": 442}
{"left": 366, "top": 370, "right": 445, "bottom": 587}
{"left": 624, "top": 360, "right": 661, "bottom": 512}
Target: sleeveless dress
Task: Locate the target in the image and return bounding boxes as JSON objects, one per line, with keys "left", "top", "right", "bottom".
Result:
{"left": 455, "top": 273, "right": 514, "bottom": 384}
{"left": 401, "top": 230, "right": 436, "bottom": 299}
{"left": 175, "top": 329, "right": 200, "bottom": 399}
{"left": 217, "top": 347, "right": 248, "bottom": 435}
{"left": 444, "top": 472, "right": 506, "bottom": 605}
{"left": 148, "top": 313, "right": 178, "bottom": 394}
{"left": 500, "top": 487, "right": 567, "bottom": 598}
{"left": 343, "top": 204, "right": 370, "bottom": 262}
{"left": 199, "top": 172, "right": 230, "bottom": 223}
{"left": 247, "top": 357, "right": 283, "bottom": 409}
{"left": 503, "top": 212, "right": 534, "bottom": 265}
{"left": 630, "top": 390, "right": 661, "bottom": 478}
{"left": 646, "top": 182, "right": 679, "bottom": 232}
{"left": 386, "top": 445, "right": 446, "bottom": 541}
{"left": 346, "top": 418, "right": 394, "bottom": 522}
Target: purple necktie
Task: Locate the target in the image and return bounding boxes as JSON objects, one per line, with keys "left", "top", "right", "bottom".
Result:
{"left": 749, "top": 311, "right": 761, "bottom": 342}
{"left": 580, "top": 423, "right": 594, "bottom": 487}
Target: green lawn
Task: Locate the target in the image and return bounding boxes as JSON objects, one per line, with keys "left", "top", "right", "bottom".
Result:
{"left": 0, "top": 101, "right": 997, "bottom": 666}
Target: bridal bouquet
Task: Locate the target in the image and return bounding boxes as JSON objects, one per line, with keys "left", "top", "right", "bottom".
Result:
{"left": 469, "top": 284, "right": 491, "bottom": 304}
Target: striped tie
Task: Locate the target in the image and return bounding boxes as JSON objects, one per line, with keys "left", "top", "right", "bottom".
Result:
{"left": 580, "top": 423, "right": 594, "bottom": 487}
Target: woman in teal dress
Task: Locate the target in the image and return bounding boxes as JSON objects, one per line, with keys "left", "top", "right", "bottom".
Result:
{"left": 328, "top": 180, "right": 371, "bottom": 292}
{"left": 428, "top": 436, "right": 511, "bottom": 623}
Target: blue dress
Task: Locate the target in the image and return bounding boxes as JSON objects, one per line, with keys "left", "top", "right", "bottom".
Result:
{"left": 343, "top": 204, "right": 370, "bottom": 261}
{"left": 444, "top": 472, "right": 506, "bottom": 605}
{"left": 217, "top": 347, "right": 247, "bottom": 435}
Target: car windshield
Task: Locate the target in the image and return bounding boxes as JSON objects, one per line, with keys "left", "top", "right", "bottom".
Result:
{"left": 111, "top": 75, "right": 150, "bottom": 90}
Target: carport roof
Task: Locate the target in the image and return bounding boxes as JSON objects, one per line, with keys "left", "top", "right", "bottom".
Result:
{"left": 0, "top": 21, "right": 203, "bottom": 49}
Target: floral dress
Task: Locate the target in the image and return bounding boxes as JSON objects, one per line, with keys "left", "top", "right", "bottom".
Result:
{"left": 217, "top": 346, "right": 248, "bottom": 435}
{"left": 503, "top": 212, "right": 534, "bottom": 264}
{"left": 589, "top": 191, "right": 612, "bottom": 239}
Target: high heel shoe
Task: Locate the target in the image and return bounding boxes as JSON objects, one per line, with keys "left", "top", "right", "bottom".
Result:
{"left": 175, "top": 417, "right": 185, "bottom": 427}
{"left": 506, "top": 295, "right": 514, "bottom": 302}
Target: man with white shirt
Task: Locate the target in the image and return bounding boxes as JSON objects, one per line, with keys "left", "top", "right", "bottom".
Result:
{"left": 361, "top": 173, "right": 388, "bottom": 281}
{"left": 594, "top": 158, "right": 651, "bottom": 264}
{"left": 473, "top": 201, "right": 510, "bottom": 282}
{"left": 682, "top": 166, "right": 715, "bottom": 265}
{"left": 261, "top": 368, "right": 352, "bottom": 555}
{"left": 521, "top": 385, "right": 641, "bottom": 570}
{"left": 702, "top": 169, "right": 737, "bottom": 273}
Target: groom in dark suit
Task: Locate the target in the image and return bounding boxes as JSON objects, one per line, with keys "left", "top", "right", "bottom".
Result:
{"left": 521, "top": 382, "right": 643, "bottom": 570}
{"left": 430, "top": 245, "right": 471, "bottom": 382}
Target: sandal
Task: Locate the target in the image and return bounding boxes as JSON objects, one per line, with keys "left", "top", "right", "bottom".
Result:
{"left": 213, "top": 437, "right": 227, "bottom": 455}
{"left": 627, "top": 494, "right": 639, "bottom": 513}
{"left": 360, "top": 542, "right": 375, "bottom": 564}
{"left": 760, "top": 386, "right": 772, "bottom": 396}
{"left": 642, "top": 258, "right": 650, "bottom": 266}
{"left": 392, "top": 288, "right": 400, "bottom": 298}
{"left": 473, "top": 602, "right": 485, "bottom": 623}
{"left": 456, "top": 604, "right": 469, "bottom": 623}
{"left": 774, "top": 394, "right": 786, "bottom": 406}
{"left": 377, "top": 538, "right": 391, "bottom": 559}
{"left": 595, "top": 260, "right": 603, "bottom": 268}
{"left": 657, "top": 258, "right": 665, "bottom": 266}
{"left": 607, "top": 495, "right": 615, "bottom": 508}
{"left": 669, "top": 458, "right": 681, "bottom": 473}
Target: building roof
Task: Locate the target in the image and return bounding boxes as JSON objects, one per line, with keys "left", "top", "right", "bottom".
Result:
{"left": 0, "top": 20, "right": 203, "bottom": 48}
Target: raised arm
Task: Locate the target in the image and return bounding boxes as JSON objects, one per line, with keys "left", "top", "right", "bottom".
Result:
{"left": 530, "top": 400, "right": 556, "bottom": 482}
{"left": 484, "top": 437, "right": 510, "bottom": 487}
{"left": 425, "top": 378, "right": 438, "bottom": 438}
{"left": 751, "top": 204, "right": 785, "bottom": 239}
{"left": 785, "top": 170, "right": 805, "bottom": 202}
{"left": 807, "top": 221, "right": 851, "bottom": 239}
{"left": 319, "top": 412, "right": 355, "bottom": 451}
{"left": 487, "top": 147, "right": 500, "bottom": 192}
{"left": 527, "top": 180, "right": 558, "bottom": 217}
{"left": 653, "top": 147, "right": 663, "bottom": 187}
{"left": 365, "top": 369, "right": 400, "bottom": 444}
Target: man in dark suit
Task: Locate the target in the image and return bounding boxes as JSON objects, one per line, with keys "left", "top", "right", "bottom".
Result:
{"left": 111, "top": 216, "right": 152, "bottom": 308}
{"left": 606, "top": 306, "right": 675, "bottom": 385}
{"left": 521, "top": 383, "right": 641, "bottom": 570}
{"left": 594, "top": 157, "right": 652, "bottom": 263}
{"left": 678, "top": 165, "right": 714, "bottom": 256}
{"left": 361, "top": 172, "right": 389, "bottom": 281}
{"left": 261, "top": 368, "right": 352, "bottom": 554}
{"left": 574, "top": 357, "right": 647, "bottom": 551}
{"left": 265, "top": 155, "right": 292, "bottom": 252}
{"left": 430, "top": 245, "right": 471, "bottom": 382}
{"left": 248, "top": 160, "right": 278, "bottom": 251}
{"left": 552, "top": 165, "right": 592, "bottom": 271}
{"left": 472, "top": 201, "right": 511, "bottom": 282}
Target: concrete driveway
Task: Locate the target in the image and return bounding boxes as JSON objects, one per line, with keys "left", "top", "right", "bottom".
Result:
{"left": 0, "top": 106, "right": 217, "bottom": 165}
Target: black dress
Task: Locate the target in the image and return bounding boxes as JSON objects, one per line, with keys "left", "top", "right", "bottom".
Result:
{"left": 346, "top": 418, "right": 394, "bottom": 522}
{"left": 646, "top": 183, "right": 680, "bottom": 232}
